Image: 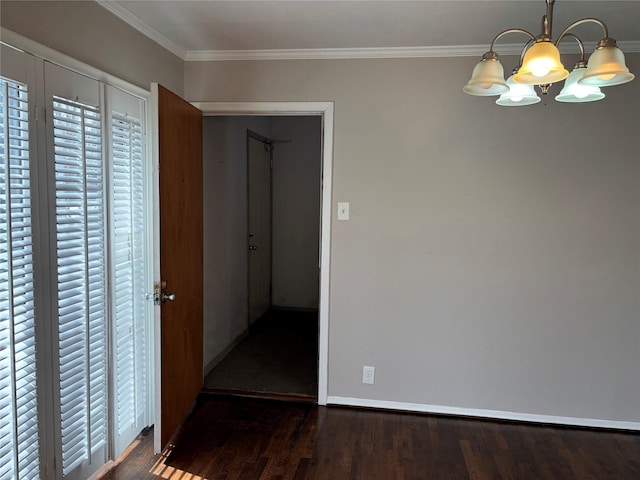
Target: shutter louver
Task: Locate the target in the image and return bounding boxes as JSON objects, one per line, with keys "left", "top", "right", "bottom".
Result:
{"left": 0, "top": 77, "right": 41, "bottom": 479}
{"left": 53, "top": 96, "right": 107, "bottom": 475}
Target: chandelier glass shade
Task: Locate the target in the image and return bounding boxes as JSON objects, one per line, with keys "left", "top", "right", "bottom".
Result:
{"left": 579, "top": 41, "right": 636, "bottom": 87}
{"left": 463, "top": 55, "right": 509, "bottom": 96}
{"left": 555, "top": 65, "right": 605, "bottom": 102}
{"left": 513, "top": 40, "right": 569, "bottom": 85}
{"left": 463, "top": 0, "right": 634, "bottom": 106}
{"left": 496, "top": 73, "right": 541, "bottom": 106}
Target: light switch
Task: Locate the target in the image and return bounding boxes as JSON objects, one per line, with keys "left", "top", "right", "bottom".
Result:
{"left": 337, "top": 202, "right": 350, "bottom": 220}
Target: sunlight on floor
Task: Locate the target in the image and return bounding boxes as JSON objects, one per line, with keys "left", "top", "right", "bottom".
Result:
{"left": 149, "top": 445, "right": 208, "bottom": 480}
{"left": 150, "top": 456, "right": 208, "bottom": 480}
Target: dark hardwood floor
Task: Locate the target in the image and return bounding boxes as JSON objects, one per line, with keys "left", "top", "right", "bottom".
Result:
{"left": 103, "top": 394, "right": 640, "bottom": 480}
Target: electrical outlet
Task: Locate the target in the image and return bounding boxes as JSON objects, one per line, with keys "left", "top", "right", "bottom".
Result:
{"left": 362, "top": 365, "right": 375, "bottom": 385}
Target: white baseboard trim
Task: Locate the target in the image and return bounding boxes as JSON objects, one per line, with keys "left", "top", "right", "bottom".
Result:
{"left": 326, "top": 396, "right": 640, "bottom": 431}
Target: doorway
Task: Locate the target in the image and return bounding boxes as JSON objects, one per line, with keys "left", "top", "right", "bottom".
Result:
{"left": 198, "top": 109, "right": 332, "bottom": 402}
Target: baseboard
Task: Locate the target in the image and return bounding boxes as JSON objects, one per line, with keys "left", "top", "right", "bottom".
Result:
{"left": 326, "top": 396, "right": 640, "bottom": 431}
{"left": 203, "top": 329, "right": 248, "bottom": 377}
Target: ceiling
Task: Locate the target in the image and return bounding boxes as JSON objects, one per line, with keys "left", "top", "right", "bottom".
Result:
{"left": 97, "top": 1, "right": 640, "bottom": 60}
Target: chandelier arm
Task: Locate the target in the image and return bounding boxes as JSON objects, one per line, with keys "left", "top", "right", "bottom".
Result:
{"left": 556, "top": 32, "right": 586, "bottom": 63}
{"left": 489, "top": 28, "right": 536, "bottom": 53}
{"left": 555, "top": 18, "right": 609, "bottom": 47}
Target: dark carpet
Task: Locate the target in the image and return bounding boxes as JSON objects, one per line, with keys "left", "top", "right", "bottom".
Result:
{"left": 203, "top": 309, "right": 318, "bottom": 398}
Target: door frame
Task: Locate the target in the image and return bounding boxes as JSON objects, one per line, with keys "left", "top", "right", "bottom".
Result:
{"left": 192, "top": 101, "right": 333, "bottom": 405}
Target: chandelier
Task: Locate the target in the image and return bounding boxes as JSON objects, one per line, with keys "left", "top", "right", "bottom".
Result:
{"left": 464, "top": 0, "right": 635, "bottom": 106}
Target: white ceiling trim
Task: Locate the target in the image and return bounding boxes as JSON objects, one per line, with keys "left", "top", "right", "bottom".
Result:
{"left": 96, "top": 0, "right": 187, "bottom": 59}
{"left": 186, "top": 45, "right": 501, "bottom": 61}
{"left": 186, "top": 40, "right": 640, "bottom": 62}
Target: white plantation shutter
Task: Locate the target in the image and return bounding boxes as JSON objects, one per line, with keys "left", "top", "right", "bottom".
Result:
{"left": 52, "top": 92, "right": 107, "bottom": 474}
{"left": 45, "top": 63, "right": 151, "bottom": 479}
{"left": 0, "top": 75, "right": 40, "bottom": 479}
{"left": 0, "top": 52, "right": 151, "bottom": 478}
{"left": 109, "top": 85, "right": 149, "bottom": 457}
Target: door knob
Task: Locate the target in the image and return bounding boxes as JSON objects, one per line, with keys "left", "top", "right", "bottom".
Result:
{"left": 162, "top": 292, "right": 176, "bottom": 302}
{"left": 249, "top": 245, "right": 258, "bottom": 251}
{"left": 161, "top": 280, "right": 176, "bottom": 303}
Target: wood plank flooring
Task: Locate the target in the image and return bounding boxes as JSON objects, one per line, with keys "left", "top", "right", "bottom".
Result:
{"left": 102, "top": 394, "right": 640, "bottom": 480}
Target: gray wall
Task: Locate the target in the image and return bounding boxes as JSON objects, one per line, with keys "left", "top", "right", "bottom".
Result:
{"left": 187, "top": 54, "right": 640, "bottom": 423}
{"left": 272, "top": 116, "right": 322, "bottom": 309}
{"left": 0, "top": 1, "right": 184, "bottom": 94}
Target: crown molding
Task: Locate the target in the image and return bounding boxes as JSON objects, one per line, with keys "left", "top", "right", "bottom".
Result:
{"left": 186, "top": 45, "right": 509, "bottom": 62}
{"left": 186, "top": 40, "right": 640, "bottom": 62}
{"left": 96, "top": 0, "right": 187, "bottom": 60}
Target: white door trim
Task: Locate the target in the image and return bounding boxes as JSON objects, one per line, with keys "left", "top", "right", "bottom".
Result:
{"left": 193, "top": 101, "right": 333, "bottom": 405}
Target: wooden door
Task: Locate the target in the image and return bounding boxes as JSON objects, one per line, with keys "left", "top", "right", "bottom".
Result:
{"left": 247, "top": 135, "right": 272, "bottom": 324}
{"left": 155, "top": 85, "right": 203, "bottom": 449}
